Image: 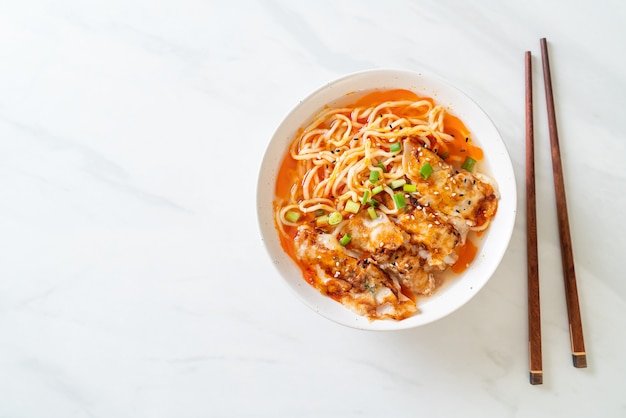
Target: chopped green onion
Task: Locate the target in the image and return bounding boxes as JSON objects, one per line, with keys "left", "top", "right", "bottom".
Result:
{"left": 393, "top": 192, "right": 406, "bottom": 209}
{"left": 367, "top": 199, "right": 380, "bottom": 208}
{"left": 316, "top": 215, "right": 328, "bottom": 226}
{"left": 285, "top": 210, "right": 301, "bottom": 223}
{"left": 403, "top": 183, "right": 417, "bottom": 193}
{"left": 420, "top": 163, "right": 433, "bottom": 180}
{"left": 339, "top": 233, "right": 352, "bottom": 246}
{"left": 328, "top": 211, "right": 343, "bottom": 225}
{"left": 314, "top": 209, "right": 326, "bottom": 217}
{"left": 371, "top": 185, "right": 384, "bottom": 195}
{"left": 390, "top": 179, "right": 406, "bottom": 189}
{"left": 377, "top": 162, "right": 386, "bottom": 172}
{"left": 367, "top": 207, "right": 377, "bottom": 220}
{"left": 462, "top": 157, "right": 477, "bottom": 171}
{"left": 361, "top": 190, "right": 370, "bottom": 205}
{"left": 390, "top": 142, "right": 402, "bottom": 153}
{"left": 344, "top": 200, "right": 360, "bottom": 214}
{"left": 369, "top": 169, "right": 380, "bottom": 184}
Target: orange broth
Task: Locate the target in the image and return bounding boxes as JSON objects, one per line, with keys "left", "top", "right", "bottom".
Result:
{"left": 451, "top": 239, "right": 478, "bottom": 274}
{"left": 275, "top": 89, "right": 483, "bottom": 275}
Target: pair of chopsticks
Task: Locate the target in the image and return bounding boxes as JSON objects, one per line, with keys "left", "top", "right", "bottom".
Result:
{"left": 525, "top": 38, "right": 587, "bottom": 385}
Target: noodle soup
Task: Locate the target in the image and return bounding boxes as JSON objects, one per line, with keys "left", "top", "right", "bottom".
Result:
{"left": 273, "top": 89, "right": 498, "bottom": 320}
{"left": 258, "top": 69, "right": 516, "bottom": 330}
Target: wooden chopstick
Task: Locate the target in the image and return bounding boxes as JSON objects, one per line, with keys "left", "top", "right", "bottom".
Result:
{"left": 539, "top": 38, "right": 587, "bottom": 368}
{"left": 525, "top": 51, "right": 543, "bottom": 385}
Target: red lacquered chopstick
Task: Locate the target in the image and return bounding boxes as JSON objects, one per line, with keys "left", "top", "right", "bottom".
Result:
{"left": 539, "top": 38, "right": 587, "bottom": 368}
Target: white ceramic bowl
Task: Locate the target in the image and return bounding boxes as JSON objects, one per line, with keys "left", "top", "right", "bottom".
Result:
{"left": 257, "top": 69, "right": 516, "bottom": 331}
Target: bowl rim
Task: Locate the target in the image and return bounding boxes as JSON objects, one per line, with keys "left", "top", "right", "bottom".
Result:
{"left": 257, "top": 68, "right": 517, "bottom": 331}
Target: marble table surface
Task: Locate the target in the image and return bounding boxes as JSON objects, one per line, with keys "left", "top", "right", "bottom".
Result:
{"left": 1, "top": 1, "right": 625, "bottom": 417}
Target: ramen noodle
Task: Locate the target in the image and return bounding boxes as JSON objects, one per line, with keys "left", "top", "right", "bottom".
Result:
{"left": 274, "top": 89, "right": 498, "bottom": 320}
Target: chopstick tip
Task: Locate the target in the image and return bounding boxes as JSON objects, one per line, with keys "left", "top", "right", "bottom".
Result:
{"left": 530, "top": 371, "right": 543, "bottom": 385}
{"left": 573, "top": 353, "right": 588, "bottom": 368}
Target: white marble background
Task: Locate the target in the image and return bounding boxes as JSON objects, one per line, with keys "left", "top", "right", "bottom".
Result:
{"left": 1, "top": 0, "right": 625, "bottom": 417}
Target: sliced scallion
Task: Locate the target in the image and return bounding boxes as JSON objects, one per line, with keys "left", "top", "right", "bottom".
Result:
{"left": 367, "top": 207, "right": 377, "bottom": 220}
{"left": 377, "top": 162, "right": 386, "bottom": 172}
{"left": 420, "top": 163, "right": 433, "bottom": 180}
{"left": 393, "top": 192, "right": 406, "bottom": 209}
{"left": 285, "top": 210, "right": 301, "bottom": 223}
{"left": 361, "top": 190, "right": 370, "bottom": 205}
{"left": 339, "top": 233, "right": 352, "bottom": 246}
{"left": 316, "top": 215, "right": 329, "bottom": 226}
{"left": 344, "top": 200, "right": 360, "bottom": 214}
{"left": 328, "top": 211, "right": 343, "bottom": 225}
{"left": 403, "top": 183, "right": 417, "bottom": 193}
{"left": 390, "top": 142, "right": 402, "bottom": 153}
{"left": 390, "top": 179, "right": 406, "bottom": 189}
{"left": 314, "top": 209, "right": 326, "bottom": 217}
{"left": 367, "top": 199, "right": 380, "bottom": 208}
{"left": 369, "top": 169, "right": 380, "bottom": 184}
{"left": 371, "top": 185, "right": 384, "bottom": 195}
{"left": 462, "top": 157, "right": 477, "bottom": 171}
